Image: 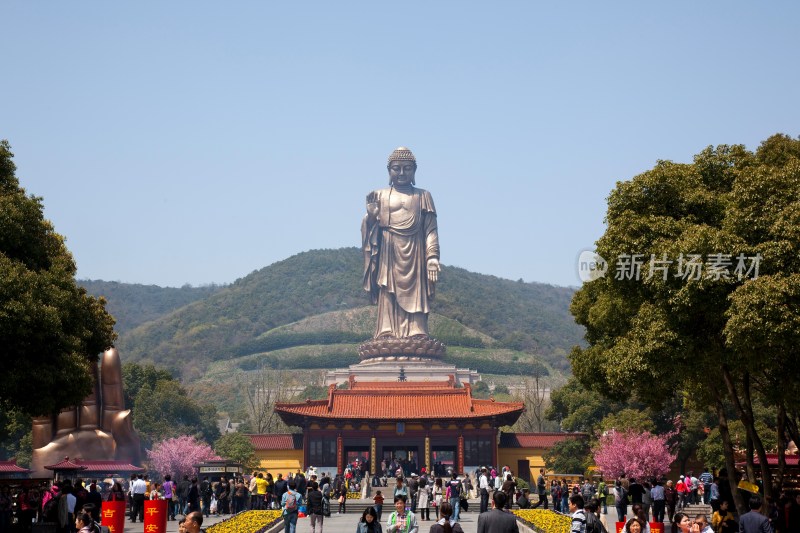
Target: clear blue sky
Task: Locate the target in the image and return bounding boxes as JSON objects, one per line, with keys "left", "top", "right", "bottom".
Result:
{"left": 2, "top": 2, "right": 798, "bottom": 288}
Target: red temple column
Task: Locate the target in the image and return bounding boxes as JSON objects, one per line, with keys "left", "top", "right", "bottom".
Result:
{"left": 302, "top": 426, "right": 310, "bottom": 470}
{"left": 337, "top": 434, "right": 344, "bottom": 474}
{"left": 491, "top": 427, "right": 498, "bottom": 468}
{"left": 457, "top": 434, "right": 464, "bottom": 474}
{"left": 371, "top": 436, "right": 377, "bottom": 475}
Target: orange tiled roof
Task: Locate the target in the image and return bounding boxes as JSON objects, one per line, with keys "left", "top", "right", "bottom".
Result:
{"left": 249, "top": 434, "right": 304, "bottom": 450}
{"left": 499, "top": 432, "right": 588, "bottom": 448}
{"left": 275, "top": 381, "right": 523, "bottom": 422}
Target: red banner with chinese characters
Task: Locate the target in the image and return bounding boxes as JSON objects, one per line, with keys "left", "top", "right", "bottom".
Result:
{"left": 144, "top": 500, "right": 168, "bottom": 533}
{"left": 101, "top": 501, "right": 126, "bottom": 533}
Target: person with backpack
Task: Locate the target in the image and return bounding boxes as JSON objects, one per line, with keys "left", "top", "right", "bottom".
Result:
{"left": 569, "top": 494, "right": 587, "bottom": 533}
{"left": 585, "top": 500, "right": 608, "bottom": 533}
{"left": 597, "top": 479, "right": 608, "bottom": 515}
{"left": 446, "top": 473, "right": 462, "bottom": 522}
{"left": 281, "top": 480, "right": 304, "bottom": 533}
{"left": 614, "top": 479, "right": 628, "bottom": 523}
{"left": 199, "top": 477, "right": 211, "bottom": 517}
{"left": 177, "top": 475, "right": 190, "bottom": 517}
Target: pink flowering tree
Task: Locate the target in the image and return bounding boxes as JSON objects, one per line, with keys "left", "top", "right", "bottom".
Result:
{"left": 147, "top": 435, "right": 220, "bottom": 479}
{"left": 593, "top": 430, "right": 676, "bottom": 480}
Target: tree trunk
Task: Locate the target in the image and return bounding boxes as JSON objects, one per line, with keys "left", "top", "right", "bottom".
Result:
{"left": 721, "top": 367, "right": 772, "bottom": 500}
{"left": 785, "top": 412, "right": 800, "bottom": 455}
{"left": 777, "top": 403, "right": 787, "bottom": 490}
{"left": 715, "top": 396, "right": 745, "bottom": 514}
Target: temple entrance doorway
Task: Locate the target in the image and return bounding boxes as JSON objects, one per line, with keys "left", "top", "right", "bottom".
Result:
{"left": 431, "top": 446, "right": 457, "bottom": 477}
{"left": 344, "top": 446, "right": 370, "bottom": 472}
{"left": 382, "top": 445, "right": 420, "bottom": 477}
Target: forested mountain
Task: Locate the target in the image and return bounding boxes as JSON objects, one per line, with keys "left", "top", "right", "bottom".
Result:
{"left": 79, "top": 280, "right": 224, "bottom": 333}
{"left": 89, "top": 248, "right": 583, "bottom": 379}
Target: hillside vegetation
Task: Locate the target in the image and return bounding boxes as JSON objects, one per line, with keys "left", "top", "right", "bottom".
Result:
{"left": 79, "top": 280, "right": 223, "bottom": 333}
{"left": 101, "top": 248, "right": 582, "bottom": 379}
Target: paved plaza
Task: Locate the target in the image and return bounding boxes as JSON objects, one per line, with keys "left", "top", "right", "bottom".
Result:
{"left": 117, "top": 501, "right": 667, "bottom": 533}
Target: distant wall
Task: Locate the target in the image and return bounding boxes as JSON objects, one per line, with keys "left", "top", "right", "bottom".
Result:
{"left": 498, "top": 448, "right": 546, "bottom": 482}
{"left": 255, "top": 450, "right": 303, "bottom": 473}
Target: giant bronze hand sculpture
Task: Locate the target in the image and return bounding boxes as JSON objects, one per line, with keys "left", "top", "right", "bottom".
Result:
{"left": 31, "top": 348, "right": 141, "bottom": 474}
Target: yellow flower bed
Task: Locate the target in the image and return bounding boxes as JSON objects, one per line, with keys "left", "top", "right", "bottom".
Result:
{"left": 347, "top": 491, "right": 361, "bottom": 499}
{"left": 206, "top": 510, "right": 282, "bottom": 533}
{"left": 512, "top": 509, "right": 571, "bottom": 533}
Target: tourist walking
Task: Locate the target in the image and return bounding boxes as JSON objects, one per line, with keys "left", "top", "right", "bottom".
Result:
{"left": 387, "top": 495, "right": 418, "bottom": 533}
{"left": 358, "top": 506, "right": 383, "bottom": 533}
{"left": 432, "top": 479, "right": 444, "bottom": 520}
{"left": 281, "top": 480, "right": 303, "bottom": 533}
{"left": 307, "top": 481, "right": 325, "bottom": 533}
{"left": 429, "top": 501, "right": 463, "bottom": 533}
{"left": 478, "top": 467, "right": 490, "bottom": 514}
{"left": 446, "top": 474, "right": 462, "bottom": 521}
{"left": 477, "top": 492, "right": 519, "bottom": 533}
{"left": 738, "top": 496, "right": 771, "bottom": 533}
{"left": 568, "top": 494, "right": 587, "bottom": 533}
{"left": 162, "top": 475, "right": 177, "bottom": 520}
{"left": 614, "top": 480, "right": 628, "bottom": 523}
{"left": 187, "top": 478, "right": 200, "bottom": 514}
{"left": 417, "top": 477, "right": 430, "bottom": 521}
{"left": 664, "top": 480, "right": 676, "bottom": 524}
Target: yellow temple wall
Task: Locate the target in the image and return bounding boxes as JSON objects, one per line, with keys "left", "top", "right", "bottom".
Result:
{"left": 254, "top": 449, "right": 303, "bottom": 474}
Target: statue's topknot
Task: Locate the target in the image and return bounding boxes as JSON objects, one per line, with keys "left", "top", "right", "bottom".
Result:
{"left": 387, "top": 147, "right": 417, "bottom": 166}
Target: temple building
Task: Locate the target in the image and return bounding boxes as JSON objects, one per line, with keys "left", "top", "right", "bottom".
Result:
{"left": 270, "top": 375, "right": 525, "bottom": 476}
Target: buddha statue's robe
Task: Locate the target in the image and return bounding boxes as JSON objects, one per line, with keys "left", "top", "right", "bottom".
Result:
{"left": 362, "top": 184, "right": 439, "bottom": 338}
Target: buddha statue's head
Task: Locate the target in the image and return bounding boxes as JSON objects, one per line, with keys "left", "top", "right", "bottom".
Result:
{"left": 387, "top": 146, "right": 417, "bottom": 186}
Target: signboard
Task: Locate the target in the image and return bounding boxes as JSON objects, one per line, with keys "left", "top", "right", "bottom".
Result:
{"left": 738, "top": 480, "right": 760, "bottom": 494}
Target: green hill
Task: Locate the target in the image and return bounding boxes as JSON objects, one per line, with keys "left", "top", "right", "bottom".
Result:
{"left": 109, "top": 248, "right": 583, "bottom": 379}
{"left": 79, "top": 280, "right": 224, "bottom": 333}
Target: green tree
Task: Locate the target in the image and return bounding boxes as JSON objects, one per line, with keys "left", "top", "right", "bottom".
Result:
{"left": 133, "top": 380, "right": 219, "bottom": 447}
{"left": 493, "top": 384, "right": 510, "bottom": 395}
{"left": 214, "top": 432, "right": 258, "bottom": 472}
{"left": 599, "top": 408, "right": 655, "bottom": 434}
{"left": 0, "top": 407, "right": 33, "bottom": 466}
{"left": 546, "top": 377, "right": 621, "bottom": 433}
{"left": 294, "top": 384, "right": 328, "bottom": 401}
{"left": 472, "top": 381, "right": 491, "bottom": 399}
{"left": 122, "top": 362, "right": 174, "bottom": 409}
{"left": 697, "top": 420, "right": 778, "bottom": 471}
{"left": 569, "top": 134, "right": 800, "bottom": 509}
{"left": 0, "top": 140, "right": 116, "bottom": 416}
{"left": 543, "top": 438, "right": 591, "bottom": 475}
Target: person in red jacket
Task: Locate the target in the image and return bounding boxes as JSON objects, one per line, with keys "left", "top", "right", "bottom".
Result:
{"left": 675, "top": 476, "right": 688, "bottom": 512}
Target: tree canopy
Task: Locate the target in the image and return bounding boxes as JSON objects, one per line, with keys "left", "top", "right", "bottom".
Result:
{"left": 0, "top": 140, "right": 116, "bottom": 416}
{"left": 214, "top": 432, "right": 258, "bottom": 472}
{"left": 593, "top": 430, "right": 676, "bottom": 481}
{"left": 570, "top": 134, "right": 800, "bottom": 508}
{"left": 147, "top": 435, "right": 219, "bottom": 479}
{"left": 124, "top": 363, "right": 219, "bottom": 447}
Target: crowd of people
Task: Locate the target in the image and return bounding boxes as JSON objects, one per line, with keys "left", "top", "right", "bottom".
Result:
{"left": 5, "top": 463, "right": 800, "bottom": 533}
{"left": 0, "top": 478, "right": 106, "bottom": 533}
